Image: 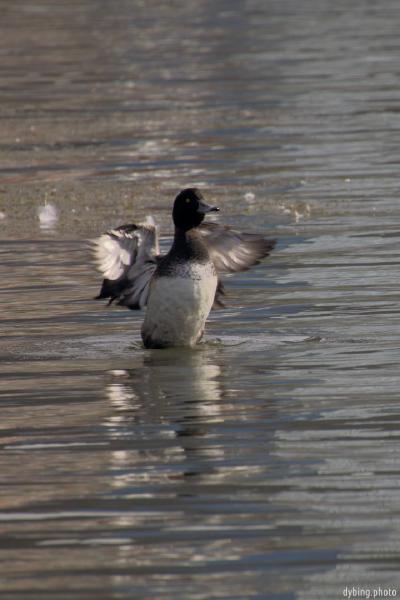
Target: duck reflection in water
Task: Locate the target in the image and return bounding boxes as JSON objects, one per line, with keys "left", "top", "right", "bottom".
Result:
{"left": 104, "top": 349, "right": 227, "bottom": 484}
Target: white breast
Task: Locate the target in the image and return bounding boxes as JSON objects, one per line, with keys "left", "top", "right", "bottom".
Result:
{"left": 141, "top": 266, "right": 217, "bottom": 348}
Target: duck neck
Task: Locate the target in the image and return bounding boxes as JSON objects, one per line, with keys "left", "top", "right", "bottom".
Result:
{"left": 173, "top": 227, "right": 194, "bottom": 250}
{"left": 174, "top": 226, "right": 193, "bottom": 239}
{"left": 172, "top": 227, "right": 208, "bottom": 261}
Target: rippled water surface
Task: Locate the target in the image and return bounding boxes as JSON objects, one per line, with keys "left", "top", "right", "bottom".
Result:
{"left": 2, "top": 1, "right": 400, "bottom": 598}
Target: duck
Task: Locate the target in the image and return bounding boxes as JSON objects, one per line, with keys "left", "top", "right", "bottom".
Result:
{"left": 92, "top": 188, "right": 276, "bottom": 349}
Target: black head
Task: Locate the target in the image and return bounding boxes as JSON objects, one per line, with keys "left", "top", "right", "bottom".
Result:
{"left": 172, "top": 188, "right": 219, "bottom": 231}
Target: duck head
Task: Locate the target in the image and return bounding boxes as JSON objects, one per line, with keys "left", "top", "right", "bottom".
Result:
{"left": 172, "top": 188, "right": 219, "bottom": 231}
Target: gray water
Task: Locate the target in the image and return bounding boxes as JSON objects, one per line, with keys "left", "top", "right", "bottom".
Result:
{"left": 1, "top": 1, "right": 400, "bottom": 598}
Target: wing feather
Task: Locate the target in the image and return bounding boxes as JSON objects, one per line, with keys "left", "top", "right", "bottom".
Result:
{"left": 92, "top": 220, "right": 160, "bottom": 310}
{"left": 198, "top": 222, "right": 276, "bottom": 274}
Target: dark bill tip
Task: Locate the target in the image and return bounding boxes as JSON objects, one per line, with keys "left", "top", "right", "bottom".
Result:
{"left": 198, "top": 201, "right": 220, "bottom": 214}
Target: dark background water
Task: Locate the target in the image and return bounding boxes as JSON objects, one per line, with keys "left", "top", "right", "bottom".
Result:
{"left": 1, "top": 1, "right": 400, "bottom": 598}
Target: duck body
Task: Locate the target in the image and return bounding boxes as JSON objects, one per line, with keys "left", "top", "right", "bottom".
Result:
{"left": 93, "top": 188, "right": 276, "bottom": 349}
{"left": 142, "top": 230, "right": 217, "bottom": 348}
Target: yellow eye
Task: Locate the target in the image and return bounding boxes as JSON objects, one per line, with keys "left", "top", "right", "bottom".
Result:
{"left": 186, "top": 198, "right": 190, "bottom": 203}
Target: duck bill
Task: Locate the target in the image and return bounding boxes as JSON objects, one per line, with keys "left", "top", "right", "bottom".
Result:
{"left": 198, "top": 201, "right": 220, "bottom": 214}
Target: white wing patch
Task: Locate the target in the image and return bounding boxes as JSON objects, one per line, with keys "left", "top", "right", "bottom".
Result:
{"left": 93, "top": 230, "right": 135, "bottom": 280}
{"left": 92, "top": 220, "right": 160, "bottom": 310}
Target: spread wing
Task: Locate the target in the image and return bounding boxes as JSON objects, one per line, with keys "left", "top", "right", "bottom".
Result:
{"left": 92, "top": 219, "right": 160, "bottom": 310}
{"left": 198, "top": 222, "right": 276, "bottom": 274}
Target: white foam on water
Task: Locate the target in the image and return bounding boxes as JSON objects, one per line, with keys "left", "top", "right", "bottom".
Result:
{"left": 38, "top": 202, "right": 59, "bottom": 229}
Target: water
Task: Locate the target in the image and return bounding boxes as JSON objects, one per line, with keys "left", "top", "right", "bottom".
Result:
{"left": 2, "top": 0, "right": 400, "bottom": 598}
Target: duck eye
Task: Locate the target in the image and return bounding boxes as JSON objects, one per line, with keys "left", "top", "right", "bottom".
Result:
{"left": 186, "top": 198, "right": 191, "bottom": 204}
